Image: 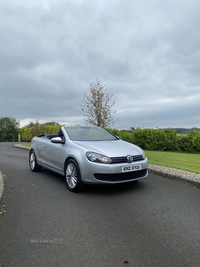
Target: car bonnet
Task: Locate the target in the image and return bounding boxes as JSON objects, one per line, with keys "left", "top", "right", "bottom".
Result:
{"left": 73, "top": 139, "right": 143, "bottom": 157}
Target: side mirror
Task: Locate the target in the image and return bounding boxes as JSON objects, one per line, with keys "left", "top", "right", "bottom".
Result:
{"left": 51, "top": 137, "right": 65, "bottom": 144}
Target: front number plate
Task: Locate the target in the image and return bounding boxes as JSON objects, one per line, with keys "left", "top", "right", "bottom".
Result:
{"left": 122, "top": 164, "right": 142, "bottom": 173}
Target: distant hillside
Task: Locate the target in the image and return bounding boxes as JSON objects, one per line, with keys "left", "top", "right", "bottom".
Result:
{"left": 172, "top": 128, "right": 200, "bottom": 134}
{"left": 125, "top": 127, "right": 200, "bottom": 134}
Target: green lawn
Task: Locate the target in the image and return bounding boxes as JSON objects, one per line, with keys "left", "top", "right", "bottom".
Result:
{"left": 20, "top": 143, "right": 199, "bottom": 174}
{"left": 145, "top": 150, "right": 200, "bottom": 174}
{"left": 22, "top": 143, "right": 31, "bottom": 147}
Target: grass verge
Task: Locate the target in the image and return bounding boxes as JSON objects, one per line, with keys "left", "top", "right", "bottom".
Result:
{"left": 22, "top": 143, "right": 31, "bottom": 147}
{"left": 145, "top": 150, "right": 200, "bottom": 174}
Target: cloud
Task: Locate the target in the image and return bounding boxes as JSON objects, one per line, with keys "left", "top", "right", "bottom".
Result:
{"left": 0, "top": 0, "right": 200, "bottom": 129}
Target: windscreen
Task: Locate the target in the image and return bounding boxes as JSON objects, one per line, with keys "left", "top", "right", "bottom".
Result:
{"left": 64, "top": 126, "right": 117, "bottom": 141}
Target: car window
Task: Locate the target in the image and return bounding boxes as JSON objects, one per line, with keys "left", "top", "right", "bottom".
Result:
{"left": 64, "top": 127, "right": 117, "bottom": 141}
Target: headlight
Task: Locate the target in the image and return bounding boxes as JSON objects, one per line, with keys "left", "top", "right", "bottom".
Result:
{"left": 86, "top": 152, "right": 112, "bottom": 164}
{"left": 142, "top": 150, "right": 146, "bottom": 160}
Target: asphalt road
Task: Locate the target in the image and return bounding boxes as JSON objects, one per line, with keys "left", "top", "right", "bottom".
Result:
{"left": 0, "top": 143, "right": 200, "bottom": 267}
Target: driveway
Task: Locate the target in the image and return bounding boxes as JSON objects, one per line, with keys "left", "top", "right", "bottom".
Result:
{"left": 0, "top": 142, "right": 200, "bottom": 267}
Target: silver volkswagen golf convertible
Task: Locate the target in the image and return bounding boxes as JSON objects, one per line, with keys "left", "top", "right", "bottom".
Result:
{"left": 29, "top": 126, "right": 148, "bottom": 192}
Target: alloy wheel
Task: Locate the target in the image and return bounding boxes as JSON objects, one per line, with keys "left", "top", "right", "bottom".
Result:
{"left": 66, "top": 163, "right": 78, "bottom": 189}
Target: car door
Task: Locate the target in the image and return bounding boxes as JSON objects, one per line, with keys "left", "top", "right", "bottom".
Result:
{"left": 43, "top": 140, "right": 67, "bottom": 174}
{"left": 33, "top": 138, "right": 48, "bottom": 166}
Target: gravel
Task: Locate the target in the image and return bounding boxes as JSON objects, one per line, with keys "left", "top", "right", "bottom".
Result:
{"left": 148, "top": 164, "right": 200, "bottom": 188}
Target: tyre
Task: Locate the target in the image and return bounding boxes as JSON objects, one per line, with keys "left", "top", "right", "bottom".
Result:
{"left": 65, "top": 159, "right": 84, "bottom": 192}
{"left": 29, "top": 150, "right": 42, "bottom": 172}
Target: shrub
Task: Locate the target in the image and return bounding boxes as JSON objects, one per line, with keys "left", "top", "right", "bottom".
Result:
{"left": 176, "top": 135, "right": 191, "bottom": 152}
{"left": 108, "top": 128, "right": 200, "bottom": 153}
{"left": 19, "top": 127, "right": 32, "bottom": 142}
{"left": 188, "top": 130, "right": 200, "bottom": 153}
{"left": 132, "top": 128, "right": 176, "bottom": 151}
{"left": 20, "top": 125, "right": 64, "bottom": 142}
{"left": 107, "top": 128, "right": 134, "bottom": 143}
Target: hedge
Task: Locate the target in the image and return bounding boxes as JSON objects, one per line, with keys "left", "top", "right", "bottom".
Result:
{"left": 20, "top": 125, "right": 200, "bottom": 153}
{"left": 176, "top": 130, "right": 200, "bottom": 153}
{"left": 108, "top": 128, "right": 200, "bottom": 153}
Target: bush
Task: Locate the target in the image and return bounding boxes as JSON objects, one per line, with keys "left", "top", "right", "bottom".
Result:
{"left": 107, "top": 128, "right": 134, "bottom": 143}
{"left": 132, "top": 128, "right": 176, "bottom": 151}
{"left": 108, "top": 128, "right": 199, "bottom": 153}
{"left": 175, "top": 130, "right": 200, "bottom": 153}
{"left": 43, "top": 125, "right": 62, "bottom": 134}
{"left": 19, "top": 127, "right": 32, "bottom": 142}
{"left": 176, "top": 135, "right": 191, "bottom": 152}
{"left": 20, "top": 125, "right": 64, "bottom": 142}
{"left": 188, "top": 130, "right": 200, "bottom": 152}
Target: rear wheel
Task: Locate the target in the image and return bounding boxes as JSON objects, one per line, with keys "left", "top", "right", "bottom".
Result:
{"left": 29, "top": 150, "right": 42, "bottom": 172}
{"left": 65, "top": 159, "right": 84, "bottom": 192}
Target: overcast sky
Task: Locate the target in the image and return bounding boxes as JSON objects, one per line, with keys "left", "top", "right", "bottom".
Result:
{"left": 0, "top": 0, "right": 200, "bottom": 129}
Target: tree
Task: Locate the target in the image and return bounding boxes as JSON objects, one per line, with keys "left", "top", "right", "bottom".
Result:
{"left": 25, "top": 120, "right": 60, "bottom": 127}
{"left": 42, "top": 121, "right": 60, "bottom": 126}
{"left": 25, "top": 120, "right": 45, "bottom": 137}
{"left": 80, "top": 79, "right": 116, "bottom": 128}
{"left": 0, "top": 117, "right": 19, "bottom": 142}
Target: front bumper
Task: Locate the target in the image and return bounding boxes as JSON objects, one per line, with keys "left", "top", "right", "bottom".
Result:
{"left": 80, "top": 157, "right": 148, "bottom": 184}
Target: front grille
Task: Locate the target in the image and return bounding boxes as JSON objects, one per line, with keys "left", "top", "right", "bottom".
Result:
{"left": 110, "top": 154, "right": 144, "bottom": 164}
{"left": 94, "top": 169, "right": 147, "bottom": 182}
